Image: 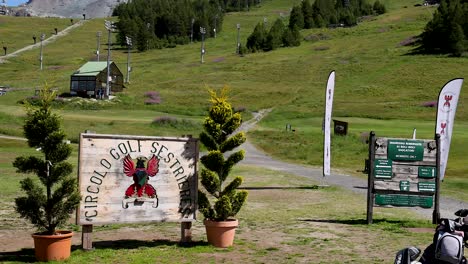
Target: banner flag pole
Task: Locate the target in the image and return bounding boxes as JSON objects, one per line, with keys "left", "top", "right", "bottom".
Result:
{"left": 323, "top": 70, "right": 335, "bottom": 179}
{"left": 435, "top": 78, "right": 463, "bottom": 181}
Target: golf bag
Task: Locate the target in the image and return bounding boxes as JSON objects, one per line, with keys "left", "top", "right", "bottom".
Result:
{"left": 395, "top": 209, "right": 468, "bottom": 264}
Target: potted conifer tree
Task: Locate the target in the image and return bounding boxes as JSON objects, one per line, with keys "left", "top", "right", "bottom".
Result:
{"left": 14, "top": 85, "right": 81, "bottom": 261}
{"left": 198, "top": 86, "right": 248, "bottom": 248}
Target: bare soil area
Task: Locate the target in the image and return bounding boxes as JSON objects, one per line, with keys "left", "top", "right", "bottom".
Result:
{"left": 0, "top": 110, "right": 464, "bottom": 263}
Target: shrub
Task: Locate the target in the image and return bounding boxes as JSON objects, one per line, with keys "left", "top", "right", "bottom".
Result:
{"left": 422, "top": 101, "right": 437, "bottom": 107}
{"left": 198, "top": 86, "right": 248, "bottom": 221}
{"left": 13, "top": 84, "right": 81, "bottom": 235}
{"left": 144, "top": 91, "right": 162, "bottom": 104}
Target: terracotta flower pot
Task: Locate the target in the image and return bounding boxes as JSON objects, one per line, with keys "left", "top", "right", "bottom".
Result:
{"left": 203, "top": 219, "right": 238, "bottom": 248}
{"left": 32, "top": 230, "right": 73, "bottom": 261}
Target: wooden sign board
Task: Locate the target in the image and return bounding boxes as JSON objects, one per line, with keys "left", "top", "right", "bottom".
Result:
{"left": 76, "top": 133, "right": 198, "bottom": 225}
{"left": 373, "top": 137, "right": 437, "bottom": 195}
{"left": 366, "top": 132, "right": 440, "bottom": 224}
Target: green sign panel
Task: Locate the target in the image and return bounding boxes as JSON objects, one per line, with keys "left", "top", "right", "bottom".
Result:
{"left": 374, "top": 159, "right": 393, "bottom": 179}
{"left": 375, "top": 194, "right": 433, "bottom": 208}
{"left": 418, "top": 182, "right": 436, "bottom": 192}
{"left": 399, "top": 180, "right": 410, "bottom": 191}
{"left": 418, "top": 167, "right": 436, "bottom": 178}
{"left": 387, "top": 139, "right": 424, "bottom": 161}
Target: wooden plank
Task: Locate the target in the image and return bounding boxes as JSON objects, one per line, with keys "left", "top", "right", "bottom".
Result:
{"left": 374, "top": 189, "right": 435, "bottom": 195}
{"left": 372, "top": 136, "right": 437, "bottom": 195}
{"left": 369, "top": 134, "right": 438, "bottom": 215}
{"left": 77, "top": 134, "right": 198, "bottom": 225}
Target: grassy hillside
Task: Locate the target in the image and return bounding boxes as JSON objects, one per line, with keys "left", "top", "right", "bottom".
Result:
{"left": 0, "top": 0, "right": 467, "bottom": 200}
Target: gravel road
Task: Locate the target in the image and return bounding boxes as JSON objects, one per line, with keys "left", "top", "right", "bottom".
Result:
{"left": 238, "top": 110, "right": 468, "bottom": 221}
{"left": 1, "top": 106, "right": 465, "bottom": 222}
{"left": 0, "top": 20, "right": 86, "bottom": 64}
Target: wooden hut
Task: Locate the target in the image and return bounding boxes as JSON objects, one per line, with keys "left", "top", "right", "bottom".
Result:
{"left": 70, "top": 61, "right": 124, "bottom": 98}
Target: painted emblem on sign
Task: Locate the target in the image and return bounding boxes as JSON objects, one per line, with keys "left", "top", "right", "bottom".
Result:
{"left": 441, "top": 93, "right": 454, "bottom": 112}
{"left": 122, "top": 154, "right": 160, "bottom": 209}
{"left": 440, "top": 122, "right": 447, "bottom": 135}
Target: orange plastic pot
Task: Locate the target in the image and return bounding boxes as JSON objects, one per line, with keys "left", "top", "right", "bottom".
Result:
{"left": 203, "top": 219, "right": 238, "bottom": 248}
{"left": 32, "top": 230, "right": 73, "bottom": 262}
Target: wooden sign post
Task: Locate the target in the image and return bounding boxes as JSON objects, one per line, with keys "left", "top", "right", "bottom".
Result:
{"left": 367, "top": 132, "right": 440, "bottom": 224}
{"left": 76, "top": 133, "right": 198, "bottom": 249}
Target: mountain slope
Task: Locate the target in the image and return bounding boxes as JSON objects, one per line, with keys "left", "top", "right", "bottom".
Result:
{"left": 24, "top": 0, "right": 126, "bottom": 18}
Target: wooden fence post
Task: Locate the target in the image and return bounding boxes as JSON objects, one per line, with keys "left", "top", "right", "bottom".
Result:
{"left": 82, "top": 225, "right": 94, "bottom": 250}
{"left": 180, "top": 222, "right": 192, "bottom": 243}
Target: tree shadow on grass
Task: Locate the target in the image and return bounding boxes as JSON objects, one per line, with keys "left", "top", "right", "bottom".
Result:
{"left": 0, "top": 240, "right": 209, "bottom": 262}
{"left": 300, "top": 218, "right": 412, "bottom": 225}
{"left": 0, "top": 248, "right": 35, "bottom": 263}
{"left": 238, "top": 186, "right": 319, "bottom": 190}
{"left": 88, "top": 239, "right": 209, "bottom": 250}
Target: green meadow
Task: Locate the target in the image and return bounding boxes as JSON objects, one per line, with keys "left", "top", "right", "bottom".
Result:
{"left": 1, "top": 0, "right": 467, "bottom": 261}
{"left": 1, "top": 0, "right": 466, "bottom": 199}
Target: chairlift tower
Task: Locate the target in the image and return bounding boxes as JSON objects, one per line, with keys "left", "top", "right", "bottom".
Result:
{"left": 125, "top": 36, "right": 132, "bottom": 84}
{"left": 104, "top": 20, "right": 116, "bottom": 98}
{"left": 39, "top": 33, "right": 45, "bottom": 70}
{"left": 96, "top": 31, "right": 102, "bottom": 61}
{"left": 200, "top": 27, "right": 206, "bottom": 63}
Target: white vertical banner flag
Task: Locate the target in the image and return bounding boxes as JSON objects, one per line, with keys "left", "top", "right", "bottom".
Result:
{"left": 323, "top": 71, "right": 335, "bottom": 177}
{"left": 435, "top": 78, "right": 463, "bottom": 181}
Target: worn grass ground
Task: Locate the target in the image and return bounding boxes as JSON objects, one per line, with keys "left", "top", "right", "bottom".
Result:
{"left": 0, "top": 2, "right": 466, "bottom": 261}
{"left": 0, "top": 139, "right": 435, "bottom": 263}
{"left": 0, "top": 0, "right": 466, "bottom": 226}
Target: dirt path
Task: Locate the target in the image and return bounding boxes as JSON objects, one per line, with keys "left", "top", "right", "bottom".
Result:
{"left": 1, "top": 109, "right": 467, "bottom": 253}
{"left": 238, "top": 110, "right": 468, "bottom": 220}
{"left": 0, "top": 20, "right": 86, "bottom": 64}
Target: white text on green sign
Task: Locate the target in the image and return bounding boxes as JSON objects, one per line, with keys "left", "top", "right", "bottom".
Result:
{"left": 387, "top": 139, "right": 424, "bottom": 161}
{"left": 418, "top": 167, "right": 436, "bottom": 178}
{"left": 374, "top": 159, "right": 393, "bottom": 179}
{"left": 418, "top": 182, "right": 436, "bottom": 192}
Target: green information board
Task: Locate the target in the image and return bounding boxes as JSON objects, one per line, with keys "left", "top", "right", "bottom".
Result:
{"left": 399, "top": 180, "right": 410, "bottom": 191}
{"left": 418, "top": 182, "right": 436, "bottom": 192}
{"left": 375, "top": 194, "right": 433, "bottom": 208}
{"left": 418, "top": 167, "right": 436, "bottom": 178}
{"left": 374, "top": 159, "right": 393, "bottom": 179}
{"left": 387, "top": 139, "right": 424, "bottom": 161}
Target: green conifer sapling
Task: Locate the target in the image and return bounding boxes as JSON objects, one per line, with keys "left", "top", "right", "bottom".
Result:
{"left": 198, "top": 86, "right": 248, "bottom": 221}
{"left": 14, "top": 85, "right": 81, "bottom": 235}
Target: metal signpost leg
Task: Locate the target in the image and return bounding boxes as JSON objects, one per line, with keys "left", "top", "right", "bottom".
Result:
{"left": 366, "top": 131, "right": 376, "bottom": 224}
{"left": 433, "top": 133, "right": 441, "bottom": 224}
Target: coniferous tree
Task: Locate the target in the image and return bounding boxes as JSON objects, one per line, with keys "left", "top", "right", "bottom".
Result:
{"left": 283, "top": 26, "right": 301, "bottom": 47}
{"left": 313, "top": 0, "right": 335, "bottom": 24}
{"left": 114, "top": 0, "right": 226, "bottom": 51}
{"left": 289, "top": 6, "right": 304, "bottom": 29}
{"left": 314, "top": 13, "right": 326, "bottom": 27}
{"left": 136, "top": 22, "right": 152, "bottom": 51}
{"left": 265, "top": 18, "right": 285, "bottom": 51}
{"left": 197, "top": 86, "right": 248, "bottom": 221}
{"left": 246, "top": 22, "right": 267, "bottom": 52}
{"left": 418, "top": 0, "right": 468, "bottom": 56}
{"left": 302, "top": 0, "right": 315, "bottom": 29}
{"left": 14, "top": 85, "right": 81, "bottom": 235}
{"left": 448, "top": 22, "right": 465, "bottom": 56}
{"left": 373, "top": 0, "right": 386, "bottom": 15}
